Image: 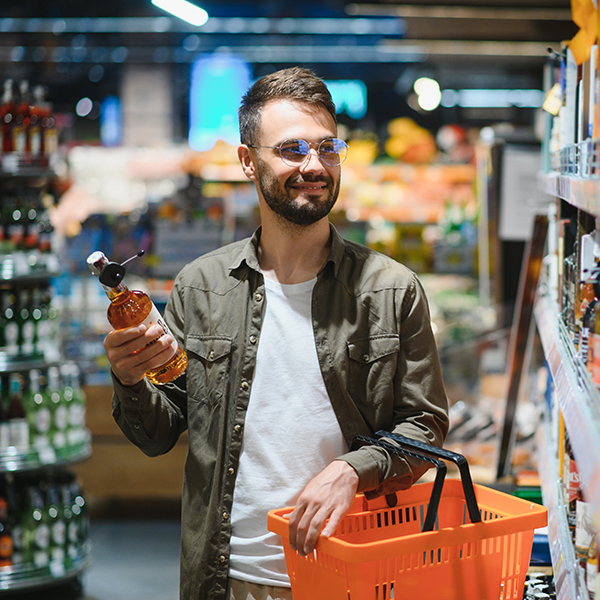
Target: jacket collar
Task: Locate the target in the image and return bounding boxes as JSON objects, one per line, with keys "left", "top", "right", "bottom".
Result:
{"left": 229, "top": 222, "right": 346, "bottom": 278}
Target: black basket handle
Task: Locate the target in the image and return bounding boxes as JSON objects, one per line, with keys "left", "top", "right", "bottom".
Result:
{"left": 350, "top": 431, "right": 481, "bottom": 532}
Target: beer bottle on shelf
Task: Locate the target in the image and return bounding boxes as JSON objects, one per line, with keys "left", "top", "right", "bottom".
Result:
{"left": 25, "top": 369, "right": 51, "bottom": 451}
{"left": 7, "top": 373, "right": 29, "bottom": 453}
{"left": 22, "top": 483, "right": 50, "bottom": 568}
{"left": 87, "top": 250, "right": 187, "bottom": 384}
{"left": 47, "top": 366, "right": 67, "bottom": 453}
{"left": 45, "top": 482, "right": 66, "bottom": 575}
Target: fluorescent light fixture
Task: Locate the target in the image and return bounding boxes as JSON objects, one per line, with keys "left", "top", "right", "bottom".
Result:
{"left": 151, "top": 0, "right": 208, "bottom": 26}
{"left": 441, "top": 89, "right": 545, "bottom": 108}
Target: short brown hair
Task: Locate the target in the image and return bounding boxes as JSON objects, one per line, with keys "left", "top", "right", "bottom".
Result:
{"left": 238, "top": 67, "right": 337, "bottom": 145}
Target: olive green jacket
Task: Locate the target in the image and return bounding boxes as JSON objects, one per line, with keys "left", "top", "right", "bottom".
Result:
{"left": 111, "top": 224, "right": 449, "bottom": 600}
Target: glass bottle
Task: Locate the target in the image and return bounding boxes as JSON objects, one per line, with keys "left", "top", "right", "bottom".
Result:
{"left": 24, "top": 369, "right": 51, "bottom": 451}
{"left": 0, "top": 484, "right": 13, "bottom": 568}
{"left": 47, "top": 366, "right": 67, "bottom": 453}
{"left": 22, "top": 483, "right": 50, "bottom": 568}
{"left": 7, "top": 373, "right": 29, "bottom": 453}
{"left": 86, "top": 251, "right": 187, "bottom": 384}
{"left": 0, "top": 79, "right": 16, "bottom": 154}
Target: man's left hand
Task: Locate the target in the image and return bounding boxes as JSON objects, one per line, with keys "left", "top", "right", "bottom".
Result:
{"left": 287, "top": 461, "right": 359, "bottom": 556}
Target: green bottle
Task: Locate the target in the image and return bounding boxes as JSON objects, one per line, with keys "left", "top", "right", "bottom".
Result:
{"left": 25, "top": 369, "right": 51, "bottom": 452}
{"left": 7, "top": 373, "right": 29, "bottom": 453}
{"left": 22, "top": 484, "right": 50, "bottom": 568}
{"left": 46, "top": 482, "right": 66, "bottom": 576}
{"left": 47, "top": 366, "right": 67, "bottom": 454}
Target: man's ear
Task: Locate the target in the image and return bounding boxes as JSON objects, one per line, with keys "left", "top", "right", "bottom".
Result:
{"left": 238, "top": 145, "right": 257, "bottom": 181}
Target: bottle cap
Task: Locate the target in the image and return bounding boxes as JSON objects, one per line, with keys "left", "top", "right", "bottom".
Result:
{"left": 86, "top": 251, "right": 125, "bottom": 288}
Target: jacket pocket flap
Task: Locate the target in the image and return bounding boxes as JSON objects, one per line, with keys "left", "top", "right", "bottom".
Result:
{"left": 187, "top": 336, "right": 232, "bottom": 362}
{"left": 347, "top": 334, "right": 400, "bottom": 364}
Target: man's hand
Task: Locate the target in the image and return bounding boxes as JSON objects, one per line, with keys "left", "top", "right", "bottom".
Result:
{"left": 104, "top": 324, "right": 177, "bottom": 386}
{"left": 287, "top": 461, "right": 359, "bottom": 556}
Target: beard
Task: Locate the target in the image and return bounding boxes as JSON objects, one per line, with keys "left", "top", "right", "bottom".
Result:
{"left": 255, "top": 157, "right": 340, "bottom": 226}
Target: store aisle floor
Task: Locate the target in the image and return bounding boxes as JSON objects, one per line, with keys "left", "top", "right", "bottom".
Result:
{"left": 81, "top": 519, "right": 181, "bottom": 600}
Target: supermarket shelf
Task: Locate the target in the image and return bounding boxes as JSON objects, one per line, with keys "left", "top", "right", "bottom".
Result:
{"left": 534, "top": 290, "right": 600, "bottom": 520}
{"left": 0, "top": 550, "right": 90, "bottom": 593}
{"left": 540, "top": 172, "right": 600, "bottom": 217}
{"left": 0, "top": 431, "right": 92, "bottom": 472}
{"left": 536, "top": 417, "right": 588, "bottom": 600}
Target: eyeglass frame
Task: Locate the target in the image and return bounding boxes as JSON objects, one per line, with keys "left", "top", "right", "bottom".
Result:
{"left": 246, "top": 138, "right": 349, "bottom": 167}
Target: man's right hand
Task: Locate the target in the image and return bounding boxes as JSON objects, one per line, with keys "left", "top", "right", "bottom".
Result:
{"left": 103, "top": 324, "right": 177, "bottom": 386}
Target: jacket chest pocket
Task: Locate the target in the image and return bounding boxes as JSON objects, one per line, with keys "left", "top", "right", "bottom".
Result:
{"left": 186, "top": 336, "right": 233, "bottom": 407}
{"left": 347, "top": 334, "right": 400, "bottom": 406}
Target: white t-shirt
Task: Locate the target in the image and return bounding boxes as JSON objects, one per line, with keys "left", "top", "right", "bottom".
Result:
{"left": 229, "top": 276, "right": 348, "bottom": 586}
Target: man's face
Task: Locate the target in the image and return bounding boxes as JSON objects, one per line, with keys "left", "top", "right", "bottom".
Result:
{"left": 249, "top": 100, "right": 341, "bottom": 227}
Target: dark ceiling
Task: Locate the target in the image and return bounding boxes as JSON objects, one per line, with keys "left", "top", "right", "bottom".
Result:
{"left": 0, "top": 0, "right": 578, "bottom": 132}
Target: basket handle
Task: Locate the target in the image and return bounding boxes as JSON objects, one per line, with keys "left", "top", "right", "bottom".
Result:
{"left": 350, "top": 431, "right": 481, "bottom": 531}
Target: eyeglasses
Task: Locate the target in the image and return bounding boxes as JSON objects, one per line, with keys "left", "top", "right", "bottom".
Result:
{"left": 247, "top": 138, "right": 349, "bottom": 167}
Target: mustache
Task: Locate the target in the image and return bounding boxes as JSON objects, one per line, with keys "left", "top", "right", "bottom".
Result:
{"left": 287, "top": 174, "right": 331, "bottom": 185}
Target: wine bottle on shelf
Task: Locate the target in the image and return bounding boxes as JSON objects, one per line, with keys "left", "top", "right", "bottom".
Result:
{"left": 22, "top": 483, "right": 50, "bottom": 568}
{"left": 0, "top": 79, "right": 16, "bottom": 155}
{"left": 7, "top": 373, "right": 29, "bottom": 453}
{"left": 0, "top": 483, "right": 13, "bottom": 568}
{"left": 86, "top": 251, "right": 187, "bottom": 385}
{"left": 12, "top": 81, "right": 31, "bottom": 157}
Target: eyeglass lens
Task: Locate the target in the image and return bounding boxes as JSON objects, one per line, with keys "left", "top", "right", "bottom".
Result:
{"left": 279, "top": 139, "right": 348, "bottom": 166}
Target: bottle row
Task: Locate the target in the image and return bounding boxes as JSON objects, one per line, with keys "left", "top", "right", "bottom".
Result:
{"left": 545, "top": 43, "right": 599, "bottom": 174}
{"left": 0, "top": 185, "right": 55, "bottom": 255}
{"left": 0, "top": 281, "right": 59, "bottom": 363}
{"left": 0, "top": 364, "right": 87, "bottom": 459}
{"left": 562, "top": 431, "right": 598, "bottom": 598}
{"left": 0, "top": 79, "right": 58, "bottom": 170}
{"left": 0, "top": 470, "right": 88, "bottom": 579}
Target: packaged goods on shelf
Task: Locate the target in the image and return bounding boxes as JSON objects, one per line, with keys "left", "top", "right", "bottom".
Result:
{"left": 0, "top": 79, "right": 58, "bottom": 174}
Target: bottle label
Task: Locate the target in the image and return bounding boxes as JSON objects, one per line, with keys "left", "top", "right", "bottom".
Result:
{"left": 0, "top": 422, "right": 10, "bottom": 450}
{"left": 141, "top": 305, "right": 178, "bottom": 355}
{"left": 9, "top": 419, "right": 29, "bottom": 450}
{"left": 54, "top": 405, "right": 69, "bottom": 430}
{"left": 34, "top": 407, "right": 51, "bottom": 434}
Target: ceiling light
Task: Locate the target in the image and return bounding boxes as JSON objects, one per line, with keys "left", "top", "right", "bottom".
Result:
{"left": 151, "top": 0, "right": 208, "bottom": 27}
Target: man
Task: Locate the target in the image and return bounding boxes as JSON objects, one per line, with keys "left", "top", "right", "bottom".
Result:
{"left": 104, "top": 67, "right": 448, "bottom": 600}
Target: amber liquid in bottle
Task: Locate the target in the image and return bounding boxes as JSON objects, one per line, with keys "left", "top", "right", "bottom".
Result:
{"left": 87, "top": 252, "right": 187, "bottom": 385}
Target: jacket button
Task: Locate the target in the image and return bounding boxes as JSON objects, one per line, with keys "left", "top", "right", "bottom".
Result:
{"left": 255, "top": 293, "right": 263, "bottom": 302}
{"left": 228, "top": 468, "right": 235, "bottom": 475}
{"left": 223, "top": 512, "right": 229, "bottom": 520}
{"left": 208, "top": 350, "right": 215, "bottom": 360}
{"left": 241, "top": 381, "right": 249, "bottom": 391}
{"left": 249, "top": 335, "right": 257, "bottom": 344}
{"left": 363, "top": 354, "right": 370, "bottom": 362}
{"left": 219, "top": 555, "right": 227, "bottom": 563}
{"left": 234, "top": 425, "right": 241, "bottom": 433}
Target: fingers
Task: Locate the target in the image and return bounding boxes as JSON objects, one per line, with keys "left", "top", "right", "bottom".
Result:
{"left": 287, "top": 461, "right": 359, "bottom": 557}
{"left": 104, "top": 324, "right": 176, "bottom": 386}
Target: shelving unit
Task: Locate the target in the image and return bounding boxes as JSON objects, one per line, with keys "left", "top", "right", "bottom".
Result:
{"left": 535, "top": 140, "right": 600, "bottom": 600}
{"left": 0, "top": 161, "right": 91, "bottom": 594}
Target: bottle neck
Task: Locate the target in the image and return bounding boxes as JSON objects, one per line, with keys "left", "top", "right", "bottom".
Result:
{"left": 102, "top": 281, "right": 128, "bottom": 301}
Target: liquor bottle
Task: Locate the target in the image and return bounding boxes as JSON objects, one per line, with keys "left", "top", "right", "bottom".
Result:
{"left": 7, "top": 373, "right": 29, "bottom": 452}
{"left": 28, "top": 86, "right": 46, "bottom": 159}
{"left": 62, "top": 362, "right": 86, "bottom": 447}
{"left": 22, "top": 483, "right": 50, "bottom": 567}
{"left": 1, "top": 291, "right": 19, "bottom": 357}
{"left": 45, "top": 482, "right": 66, "bottom": 575}
{"left": 87, "top": 251, "right": 187, "bottom": 384}
{"left": 5, "top": 475, "right": 23, "bottom": 565}
{"left": 0, "top": 484, "right": 13, "bottom": 568}
{"left": 12, "top": 81, "right": 31, "bottom": 157}
{"left": 68, "top": 476, "right": 88, "bottom": 559}
{"left": 47, "top": 366, "right": 67, "bottom": 453}
{"left": 59, "top": 478, "right": 75, "bottom": 569}
{"left": 24, "top": 369, "right": 51, "bottom": 451}
{"left": 0, "top": 79, "right": 16, "bottom": 154}
{"left": 0, "top": 375, "right": 10, "bottom": 451}
{"left": 18, "top": 286, "right": 35, "bottom": 357}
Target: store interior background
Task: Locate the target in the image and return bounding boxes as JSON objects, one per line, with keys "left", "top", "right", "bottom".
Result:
{"left": 0, "top": 0, "right": 577, "bottom": 598}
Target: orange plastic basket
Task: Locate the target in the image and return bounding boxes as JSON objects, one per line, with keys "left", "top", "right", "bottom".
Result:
{"left": 267, "top": 434, "right": 548, "bottom": 600}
